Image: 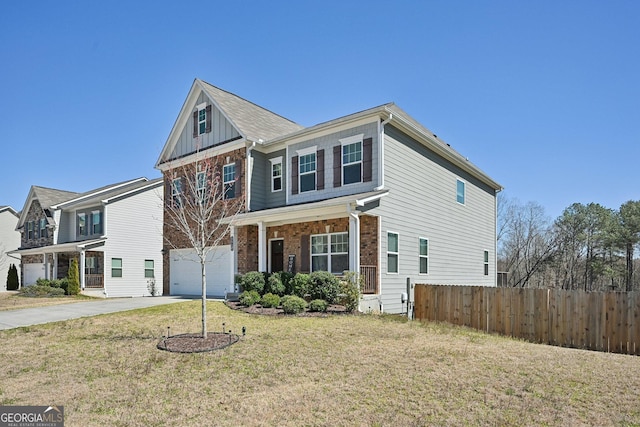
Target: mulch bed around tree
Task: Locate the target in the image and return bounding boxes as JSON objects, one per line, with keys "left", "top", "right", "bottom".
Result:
{"left": 157, "top": 332, "right": 240, "bottom": 353}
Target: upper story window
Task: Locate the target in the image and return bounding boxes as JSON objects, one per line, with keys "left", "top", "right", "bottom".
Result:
{"left": 27, "top": 221, "right": 34, "bottom": 239}
{"left": 340, "top": 134, "right": 363, "bottom": 185}
{"left": 270, "top": 157, "right": 283, "bottom": 192}
{"left": 484, "top": 251, "right": 489, "bottom": 276}
{"left": 196, "top": 170, "right": 207, "bottom": 202}
{"left": 91, "top": 211, "right": 102, "bottom": 235}
{"left": 299, "top": 150, "right": 316, "bottom": 193}
{"left": 223, "top": 163, "right": 236, "bottom": 199}
{"left": 77, "top": 213, "right": 87, "bottom": 236}
{"left": 387, "top": 232, "right": 399, "bottom": 274}
{"left": 192, "top": 103, "right": 211, "bottom": 137}
{"left": 198, "top": 108, "right": 206, "bottom": 134}
{"left": 311, "top": 232, "right": 349, "bottom": 274}
{"left": 419, "top": 237, "right": 429, "bottom": 274}
{"left": 456, "top": 179, "right": 466, "bottom": 204}
{"left": 39, "top": 218, "right": 47, "bottom": 238}
{"left": 171, "top": 178, "right": 182, "bottom": 207}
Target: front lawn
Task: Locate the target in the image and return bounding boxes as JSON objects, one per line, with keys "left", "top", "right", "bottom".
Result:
{"left": 0, "top": 301, "right": 638, "bottom": 426}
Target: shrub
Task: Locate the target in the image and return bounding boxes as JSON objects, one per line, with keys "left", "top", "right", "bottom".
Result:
{"left": 279, "top": 271, "right": 295, "bottom": 295}
{"left": 19, "top": 285, "right": 65, "bottom": 297}
{"left": 239, "top": 290, "right": 261, "bottom": 307}
{"left": 260, "top": 293, "right": 280, "bottom": 308}
{"left": 265, "top": 273, "right": 285, "bottom": 296}
{"left": 6, "top": 264, "right": 19, "bottom": 290}
{"left": 339, "top": 271, "right": 362, "bottom": 312}
{"left": 240, "top": 271, "right": 265, "bottom": 294}
{"left": 281, "top": 295, "right": 307, "bottom": 314}
{"left": 308, "top": 299, "right": 328, "bottom": 312}
{"left": 308, "top": 271, "right": 341, "bottom": 304}
{"left": 67, "top": 259, "right": 80, "bottom": 295}
{"left": 290, "top": 273, "right": 310, "bottom": 298}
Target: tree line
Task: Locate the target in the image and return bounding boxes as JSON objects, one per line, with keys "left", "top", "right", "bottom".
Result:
{"left": 498, "top": 194, "right": 640, "bottom": 291}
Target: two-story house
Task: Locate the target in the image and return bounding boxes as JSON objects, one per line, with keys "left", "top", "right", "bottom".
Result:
{"left": 13, "top": 178, "right": 163, "bottom": 297}
{"left": 156, "top": 79, "right": 502, "bottom": 313}
{"left": 0, "top": 206, "right": 21, "bottom": 291}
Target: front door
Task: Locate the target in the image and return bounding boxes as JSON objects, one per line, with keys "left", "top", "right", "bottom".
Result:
{"left": 270, "top": 239, "right": 284, "bottom": 273}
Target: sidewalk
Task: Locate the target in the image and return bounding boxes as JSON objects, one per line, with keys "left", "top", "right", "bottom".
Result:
{"left": 0, "top": 296, "right": 198, "bottom": 330}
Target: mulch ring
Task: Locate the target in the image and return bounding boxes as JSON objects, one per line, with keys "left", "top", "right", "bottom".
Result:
{"left": 224, "top": 300, "right": 350, "bottom": 316}
{"left": 157, "top": 332, "right": 240, "bottom": 353}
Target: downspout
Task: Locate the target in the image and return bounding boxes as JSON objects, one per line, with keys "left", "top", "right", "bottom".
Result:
{"left": 347, "top": 204, "right": 361, "bottom": 310}
{"left": 375, "top": 113, "right": 393, "bottom": 191}
{"left": 246, "top": 140, "right": 257, "bottom": 212}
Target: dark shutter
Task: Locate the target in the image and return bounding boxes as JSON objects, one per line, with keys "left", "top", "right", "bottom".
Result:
{"left": 205, "top": 105, "right": 212, "bottom": 133}
{"left": 234, "top": 159, "right": 243, "bottom": 198}
{"left": 300, "top": 234, "right": 310, "bottom": 273}
{"left": 192, "top": 111, "right": 198, "bottom": 138}
{"left": 333, "top": 145, "right": 342, "bottom": 188}
{"left": 363, "top": 137, "right": 373, "bottom": 182}
{"left": 291, "top": 155, "right": 299, "bottom": 195}
{"left": 316, "top": 149, "right": 325, "bottom": 190}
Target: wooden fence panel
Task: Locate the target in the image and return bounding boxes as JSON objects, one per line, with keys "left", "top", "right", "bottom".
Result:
{"left": 413, "top": 285, "right": 639, "bottom": 356}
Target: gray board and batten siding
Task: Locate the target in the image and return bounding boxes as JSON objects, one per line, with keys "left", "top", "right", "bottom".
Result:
{"left": 373, "top": 124, "right": 497, "bottom": 313}
{"left": 168, "top": 92, "right": 241, "bottom": 162}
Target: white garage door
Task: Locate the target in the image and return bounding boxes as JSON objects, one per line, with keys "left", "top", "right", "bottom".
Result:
{"left": 23, "top": 263, "right": 46, "bottom": 286}
{"left": 170, "top": 246, "right": 233, "bottom": 297}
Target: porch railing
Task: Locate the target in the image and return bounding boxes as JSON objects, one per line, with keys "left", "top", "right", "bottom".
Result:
{"left": 360, "top": 265, "right": 377, "bottom": 294}
{"left": 85, "top": 274, "right": 104, "bottom": 288}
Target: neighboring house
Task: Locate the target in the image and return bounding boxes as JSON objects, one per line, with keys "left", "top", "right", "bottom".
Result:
{"left": 156, "top": 79, "right": 502, "bottom": 313}
{"left": 12, "top": 178, "right": 163, "bottom": 297}
{"left": 0, "top": 206, "right": 21, "bottom": 291}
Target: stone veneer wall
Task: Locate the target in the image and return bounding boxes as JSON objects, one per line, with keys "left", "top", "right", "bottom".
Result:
{"left": 20, "top": 199, "right": 54, "bottom": 249}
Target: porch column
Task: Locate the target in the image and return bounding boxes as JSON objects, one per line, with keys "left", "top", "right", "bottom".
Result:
{"left": 348, "top": 208, "right": 360, "bottom": 274}
{"left": 44, "top": 253, "right": 49, "bottom": 280}
{"left": 258, "top": 221, "right": 267, "bottom": 272}
{"left": 53, "top": 253, "right": 58, "bottom": 280}
{"left": 79, "top": 250, "right": 86, "bottom": 290}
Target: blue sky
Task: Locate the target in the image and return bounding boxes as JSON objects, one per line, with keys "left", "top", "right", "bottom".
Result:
{"left": 1, "top": 1, "right": 638, "bottom": 219}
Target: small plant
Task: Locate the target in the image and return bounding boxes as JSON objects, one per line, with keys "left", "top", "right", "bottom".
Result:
{"left": 339, "top": 271, "right": 362, "bottom": 312}
{"left": 260, "top": 293, "right": 280, "bottom": 308}
{"left": 265, "top": 273, "right": 285, "bottom": 296}
{"left": 291, "top": 273, "right": 310, "bottom": 298}
{"left": 147, "top": 278, "right": 159, "bottom": 296}
{"left": 308, "top": 299, "right": 328, "bottom": 312}
{"left": 239, "top": 290, "right": 261, "bottom": 307}
{"left": 19, "top": 285, "right": 65, "bottom": 297}
{"left": 280, "top": 271, "right": 294, "bottom": 295}
{"left": 239, "top": 271, "right": 265, "bottom": 295}
{"left": 308, "top": 271, "right": 341, "bottom": 304}
{"left": 281, "top": 295, "right": 307, "bottom": 314}
{"left": 67, "top": 259, "right": 80, "bottom": 295}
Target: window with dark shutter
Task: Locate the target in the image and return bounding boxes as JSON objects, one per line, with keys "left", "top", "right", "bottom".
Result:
{"left": 291, "top": 156, "right": 299, "bottom": 195}
{"left": 316, "top": 149, "right": 324, "bottom": 190}
{"left": 333, "top": 145, "right": 341, "bottom": 188}
{"left": 363, "top": 137, "right": 373, "bottom": 182}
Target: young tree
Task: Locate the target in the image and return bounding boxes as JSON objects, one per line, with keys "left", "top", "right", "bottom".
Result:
{"left": 164, "top": 153, "right": 244, "bottom": 338}
{"left": 67, "top": 258, "right": 80, "bottom": 295}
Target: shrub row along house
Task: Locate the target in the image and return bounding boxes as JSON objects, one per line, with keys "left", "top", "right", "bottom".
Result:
{"left": 9, "top": 178, "right": 163, "bottom": 297}
{"left": 156, "top": 79, "right": 502, "bottom": 313}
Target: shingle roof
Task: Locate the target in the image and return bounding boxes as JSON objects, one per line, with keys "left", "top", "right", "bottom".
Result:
{"left": 31, "top": 186, "right": 80, "bottom": 209}
{"left": 199, "top": 80, "right": 304, "bottom": 142}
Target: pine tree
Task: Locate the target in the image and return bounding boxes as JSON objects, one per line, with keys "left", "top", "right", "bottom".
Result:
{"left": 67, "top": 259, "right": 80, "bottom": 295}
{"left": 6, "top": 264, "right": 19, "bottom": 291}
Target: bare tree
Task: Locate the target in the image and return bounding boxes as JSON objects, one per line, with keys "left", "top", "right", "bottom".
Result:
{"left": 164, "top": 152, "right": 244, "bottom": 338}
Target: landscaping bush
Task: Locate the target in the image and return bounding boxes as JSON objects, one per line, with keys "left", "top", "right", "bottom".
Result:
{"left": 67, "top": 259, "right": 80, "bottom": 295}
{"left": 279, "top": 271, "right": 295, "bottom": 295}
{"left": 290, "top": 273, "right": 310, "bottom": 298}
{"left": 6, "top": 264, "right": 19, "bottom": 290}
{"left": 308, "top": 271, "right": 341, "bottom": 304}
{"left": 308, "top": 299, "right": 328, "bottom": 312}
{"left": 281, "top": 295, "right": 307, "bottom": 314}
{"left": 239, "top": 290, "right": 261, "bottom": 307}
{"left": 19, "top": 285, "right": 65, "bottom": 297}
{"left": 239, "top": 271, "right": 265, "bottom": 294}
{"left": 339, "top": 271, "right": 362, "bottom": 312}
{"left": 265, "top": 273, "right": 285, "bottom": 296}
{"left": 260, "top": 293, "right": 280, "bottom": 308}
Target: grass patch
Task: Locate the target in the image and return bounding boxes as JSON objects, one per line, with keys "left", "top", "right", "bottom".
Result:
{"left": 0, "top": 291, "right": 95, "bottom": 311}
{"left": 0, "top": 301, "right": 638, "bottom": 426}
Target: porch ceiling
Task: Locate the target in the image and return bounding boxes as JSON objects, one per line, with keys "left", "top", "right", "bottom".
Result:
{"left": 226, "top": 190, "right": 388, "bottom": 227}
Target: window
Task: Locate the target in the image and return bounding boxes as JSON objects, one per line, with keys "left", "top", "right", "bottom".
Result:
{"left": 387, "top": 232, "right": 399, "bottom": 274}
{"left": 484, "top": 251, "right": 489, "bottom": 276}
{"left": 270, "top": 157, "right": 282, "bottom": 192}
{"left": 85, "top": 257, "right": 97, "bottom": 275}
{"left": 144, "top": 260, "right": 154, "bottom": 278}
{"left": 419, "top": 238, "right": 429, "bottom": 274}
{"left": 311, "top": 232, "right": 349, "bottom": 274}
{"left": 341, "top": 135, "right": 363, "bottom": 185}
{"left": 78, "top": 213, "right": 87, "bottom": 236}
{"left": 223, "top": 163, "right": 236, "bottom": 199}
{"left": 196, "top": 171, "right": 207, "bottom": 202}
{"left": 198, "top": 107, "right": 207, "bottom": 135}
{"left": 27, "top": 221, "right": 33, "bottom": 239}
{"left": 111, "top": 258, "right": 122, "bottom": 278}
{"left": 299, "top": 152, "right": 316, "bottom": 192}
{"left": 39, "top": 218, "right": 47, "bottom": 238}
{"left": 171, "top": 178, "right": 182, "bottom": 207}
{"left": 91, "top": 211, "right": 102, "bottom": 235}
{"left": 456, "top": 179, "right": 465, "bottom": 204}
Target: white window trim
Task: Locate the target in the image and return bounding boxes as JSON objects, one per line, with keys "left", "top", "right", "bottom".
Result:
{"left": 419, "top": 237, "right": 429, "bottom": 275}
{"left": 310, "top": 232, "right": 349, "bottom": 274}
{"left": 91, "top": 210, "right": 101, "bottom": 235}
{"left": 484, "top": 250, "right": 489, "bottom": 276}
{"left": 340, "top": 134, "right": 364, "bottom": 186}
{"left": 269, "top": 156, "right": 283, "bottom": 193}
{"left": 456, "top": 179, "right": 466, "bottom": 205}
{"left": 297, "top": 148, "right": 317, "bottom": 193}
{"left": 196, "top": 102, "right": 207, "bottom": 135}
{"left": 296, "top": 146, "right": 317, "bottom": 157}
{"left": 387, "top": 231, "right": 399, "bottom": 275}
{"left": 223, "top": 163, "right": 235, "bottom": 185}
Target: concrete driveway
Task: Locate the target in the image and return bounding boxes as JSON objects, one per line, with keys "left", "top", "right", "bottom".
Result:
{"left": 0, "top": 296, "right": 199, "bottom": 330}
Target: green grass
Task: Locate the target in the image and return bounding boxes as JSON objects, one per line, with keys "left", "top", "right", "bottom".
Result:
{"left": 0, "top": 301, "right": 639, "bottom": 426}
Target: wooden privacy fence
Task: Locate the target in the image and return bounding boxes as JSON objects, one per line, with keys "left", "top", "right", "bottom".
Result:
{"left": 414, "top": 285, "right": 640, "bottom": 356}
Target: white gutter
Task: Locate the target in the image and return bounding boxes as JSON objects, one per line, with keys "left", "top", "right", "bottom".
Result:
{"left": 246, "top": 140, "right": 258, "bottom": 211}
{"left": 375, "top": 113, "right": 393, "bottom": 191}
